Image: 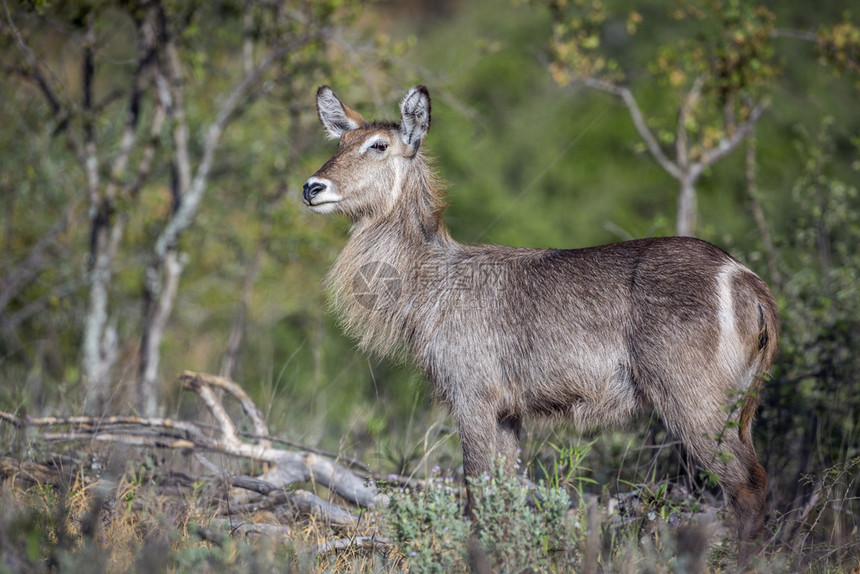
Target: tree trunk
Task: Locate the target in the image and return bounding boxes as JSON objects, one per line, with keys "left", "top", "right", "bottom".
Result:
{"left": 676, "top": 176, "right": 698, "bottom": 237}
{"left": 82, "top": 214, "right": 123, "bottom": 413}
{"left": 138, "top": 249, "right": 183, "bottom": 415}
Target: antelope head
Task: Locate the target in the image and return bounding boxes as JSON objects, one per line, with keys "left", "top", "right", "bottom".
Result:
{"left": 303, "top": 86, "right": 431, "bottom": 221}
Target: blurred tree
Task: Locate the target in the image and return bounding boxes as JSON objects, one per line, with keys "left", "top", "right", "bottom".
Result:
{"left": 534, "top": 0, "right": 859, "bottom": 237}
{"left": 0, "top": 0, "right": 370, "bottom": 415}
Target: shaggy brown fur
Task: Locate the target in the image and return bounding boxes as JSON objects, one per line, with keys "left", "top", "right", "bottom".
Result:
{"left": 303, "top": 85, "right": 778, "bottom": 564}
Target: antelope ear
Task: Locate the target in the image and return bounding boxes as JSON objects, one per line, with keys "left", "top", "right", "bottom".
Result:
{"left": 399, "top": 85, "right": 431, "bottom": 152}
{"left": 316, "top": 86, "right": 365, "bottom": 139}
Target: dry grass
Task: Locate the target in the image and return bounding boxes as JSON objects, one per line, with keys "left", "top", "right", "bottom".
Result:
{"left": 1, "top": 448, "right": 858, "bottom": 574}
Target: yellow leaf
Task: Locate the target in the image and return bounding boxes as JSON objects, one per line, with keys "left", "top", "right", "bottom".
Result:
{"left": 582, "top": 34, "right": 600, "bottom": 49}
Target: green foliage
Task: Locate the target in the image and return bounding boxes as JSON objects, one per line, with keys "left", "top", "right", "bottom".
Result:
{"left": 383, "top": 471, "right": 471, "bottom": 573}
{"left": 545, "top": 0, "right": 623, "bottom": 84}
{"left": 382, "top": 460, "right": 582, "bottom": 573}
{"left": 544, "top": 0, "right": 780, "bottom": 156}
{"left": 760, "top": 118, "right": 860, "bottom": 499}
{"left": 470, "top": 462, "right": 579, "bottom": 572}
{"left": 536, "top": 439, "right": 598, "bottom": 490}
{"left": 816, "top": 15, "right": 860, "bottom": 82}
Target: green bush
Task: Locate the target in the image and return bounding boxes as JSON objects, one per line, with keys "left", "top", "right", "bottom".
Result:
{"left": 382, "top": 461, "right": 582, "bottom": 573}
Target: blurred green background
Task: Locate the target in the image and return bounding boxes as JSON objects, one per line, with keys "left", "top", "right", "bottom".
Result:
{"left": 1, "top": 0, "right": 858, "bottom": 513}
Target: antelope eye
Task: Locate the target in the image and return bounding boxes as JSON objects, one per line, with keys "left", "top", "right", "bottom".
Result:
{"left": 370, "top": 141, "right": 388, "bottom": 152}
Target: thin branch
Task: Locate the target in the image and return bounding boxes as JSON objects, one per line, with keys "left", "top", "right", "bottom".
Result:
{"left": 771, "top": 28, "right": 818, "bottom": 42}
{"left": 92, "top": 88, "right": 126, "bottom": 115}
{"left": 4, "top": 278, "right": 83, "bottom": 330}
{"left": 790, "top": 479, "right": 826, "bottom": 551}
{"left": 242, "top": 0, "right": 255, "bottom": 74}
{"left": 3, "top": 1, "right": 62, "bottom": 112}
{"left": 154, "top": 33, "right": 313, "bottom": 258}
{"left": 207, "top": 519, "right": 292, "bottom": 540}
{"left": 582, "top": 77, "right": 683, "bottom": 180}
{"left": 3, "top": 0, "right": 83, "bottom": 159}
{"left": 228, "top": 473, "right": 279, "bottom": 495}
{"left": 42, "top": 431, "right": 199, "bottom": 450}
{"left": 159, "top": 27, "right": 191, "bottom": 206}
{"left": 103, "top": 2, "right": 159, "bottom": 203}
{"left": 180, "top": 371, "right": 269, "bottom": 441}
{"left": 744, "top": 135, "right": 783, "bottom": 288}
{"left": 215, "top": 487, "right": 360, "bottom": 528}
{"left": 237, "top": 430, "right": 373, "bottom": 475}
{"left": 82, "top": 15, "right": 99, "bottom": 207}
{"left": 302, "top": 536, "right": 392, "bottom": 558}
{"left": 0, "top": 411, "right": 208, "bottom": 441}
{"left": 138, "top": 248, "right": 183, "bottom": 415}
{"left": 676, "top": 75, "right": 705, "bottom": 170}
{"left": 0, "top": 199, "right": 81, "bottom": 314}
{"left": 0, "top": 455, "right": 78, "bottom": 487}
{"left": 695, "top": 103, "right": 766, "bottom": 175}
{"left": 125, "top": 99, "right": 167, "bottom": 198}
{"left": 30, "top": 65, "right": 63, "bottom": 115}
{"left": 279, "top": 489, "right": 361, "bottom": 527}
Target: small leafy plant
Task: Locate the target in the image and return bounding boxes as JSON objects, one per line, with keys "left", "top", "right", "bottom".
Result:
{"left": 382, "top": 470, "right": 471, "bottom": 573}
{"left": 382, "top": 460, "right": 584, "bottom": 572}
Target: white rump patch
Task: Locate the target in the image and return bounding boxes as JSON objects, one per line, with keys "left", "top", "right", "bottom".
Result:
{"left": 716, "top": 262, "right": 747, "bottom": 386}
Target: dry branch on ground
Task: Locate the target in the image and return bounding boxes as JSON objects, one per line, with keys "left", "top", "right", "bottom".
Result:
{"left": 0, "top": 371, "right": 390, "bottom": 554}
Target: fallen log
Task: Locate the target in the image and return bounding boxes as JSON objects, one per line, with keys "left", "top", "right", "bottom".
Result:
{"left": 0, "top": 371, "right": 385, "bottom": 527}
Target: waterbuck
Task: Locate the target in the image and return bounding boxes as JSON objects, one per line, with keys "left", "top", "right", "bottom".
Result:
{"left": 302, "top": 85, "right": 778, "bottom": 559}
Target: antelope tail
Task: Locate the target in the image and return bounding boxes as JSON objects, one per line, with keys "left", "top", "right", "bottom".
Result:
{"left": 738, "top": 297, "right": 779, "bottom": 444}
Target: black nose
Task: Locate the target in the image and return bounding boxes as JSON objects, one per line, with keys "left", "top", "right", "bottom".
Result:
{"left": 302, "top": 181, "right": 325, "bottom": 204}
